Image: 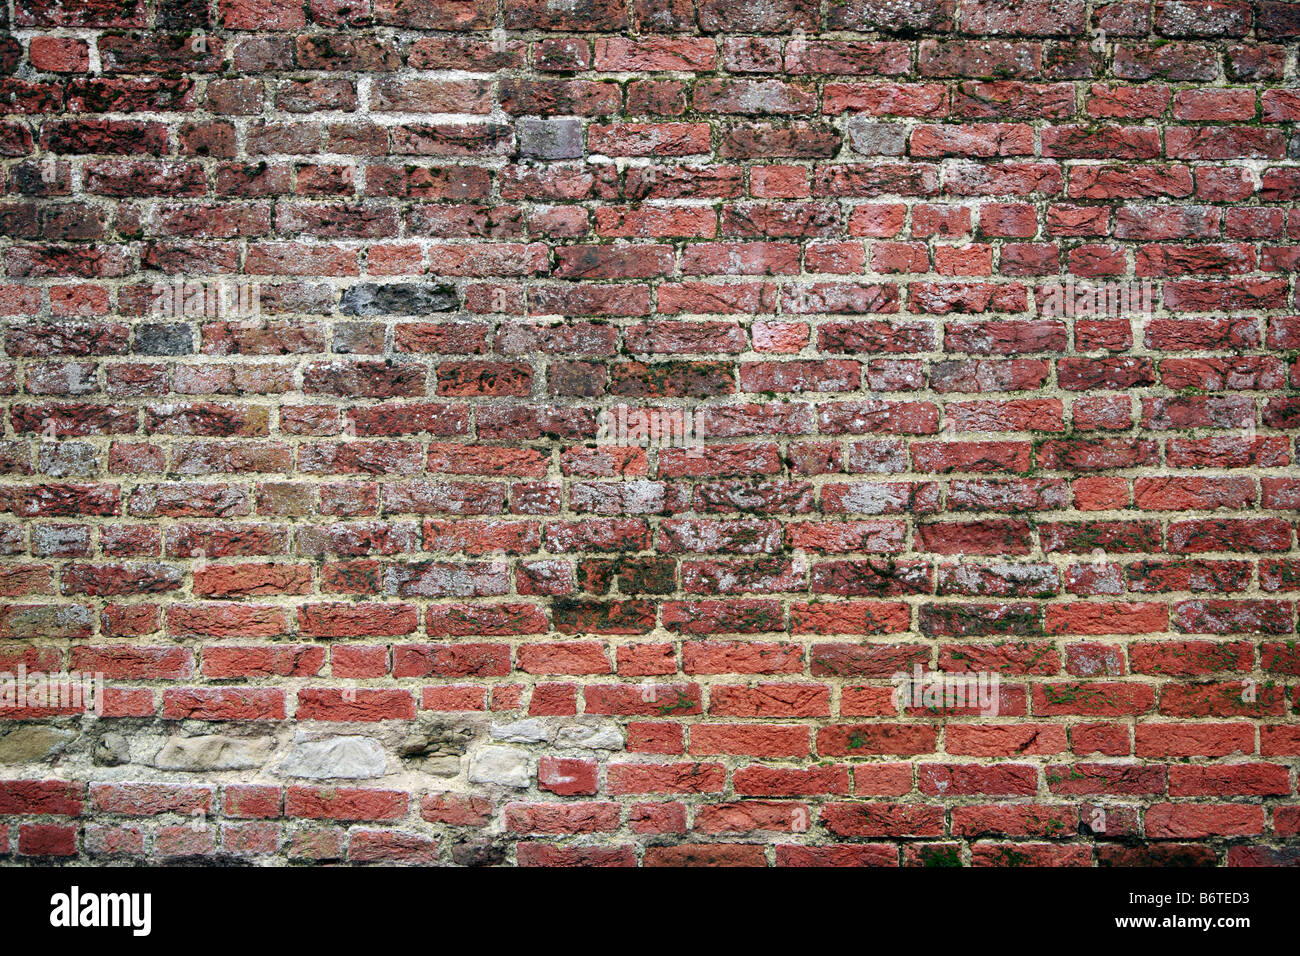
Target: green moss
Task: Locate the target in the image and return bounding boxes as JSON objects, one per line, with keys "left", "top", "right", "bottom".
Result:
{"left": 920, "top": 845, "right": 963, "bottom": 867}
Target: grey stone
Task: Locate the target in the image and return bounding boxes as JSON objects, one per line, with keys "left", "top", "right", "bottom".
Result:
{"left": 94, "top": 731, "right": 130, "bottom": 767}
{"left": 518, "top": 118, "right": 584, "bottom": 161}
{"left": 490, "top": 719, "right": 547, "bottom": 744}
{"left": 398, "top": 717, "right": 475, "bottom": 758}
{"left": 845, "top": 119, "right": 908, "bottom": 156}
{"left": 339, "top": 282, "right": 458, "bottom": 317}
{"left": 135, "top": 322, "right": 193, "bottom": 355}
{"left": 468, "top": 746, "right": 531, "bottom": 788}
{"left": 399, "top": 718, "right": 476, "bottom": 777}
{"left": 156, "top": 734, "right": 274, "bottom": 772}
{"left": 553, "top": 721, "right": 624, "bottom": 750}
{"left": 424, "top": 756, "right": 464, "bottom": 777}
{"left": 0, "top": 725, "right": 75, "bottom": 764}
{"left": 275, "top": 735, "right": 386, "bottom": 779}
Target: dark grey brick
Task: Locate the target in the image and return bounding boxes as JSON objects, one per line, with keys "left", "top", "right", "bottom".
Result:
{"left": 135, "top": 322, "right": 193, "bottom": 355}
{"left": 517, "top": 118, "right": 584, "bottom": 161}
{"left": 339, "top": 283, "right": 459, "bottom": 317}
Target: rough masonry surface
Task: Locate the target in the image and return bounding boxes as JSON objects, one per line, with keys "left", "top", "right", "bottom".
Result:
{"left": 0, "top": 0, "right": 1297, "bottom": 866}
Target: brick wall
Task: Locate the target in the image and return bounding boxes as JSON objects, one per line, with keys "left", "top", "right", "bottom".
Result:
{"left": 0, "top": 0, "right": 1297, "bottom": 866}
